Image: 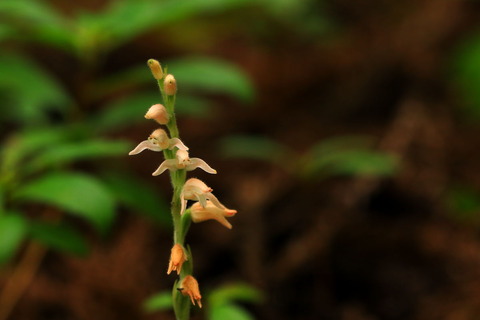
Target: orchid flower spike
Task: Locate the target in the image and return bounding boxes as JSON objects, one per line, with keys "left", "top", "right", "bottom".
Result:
{"left": 145, "top": 104, "right": 169, "bottom": 125}
{"left": 180, "top": 178, "right": 225, "bottom": 215}
{"left": 178, "top": 275, "right": 202, "bottom": 308}
{"left": 191, "top": 200, "right": 237, "bottom": 229}
{"left": 152, "top": 149, "right": 217, "bottom": 176}
{"left": 129, "top": 129, "right": 188, "bottom": 155}
{"left": 167, "top": 244, "right": 188, "bottom": 275}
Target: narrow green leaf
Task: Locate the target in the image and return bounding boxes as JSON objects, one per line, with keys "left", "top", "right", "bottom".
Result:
{"left": 0, "top": 0, "right": 72, "bottom": 49}
{"left": 30, "top": 222, "right": 88, "bottom": 256}
{"left": 0, "top": 54, "right": 71, "bottom": 125}
{"left": 167, "top": 57, "right": 255, "bottom": 103}
{"left": 218, "top": 135, "right": 291, "bottom": 166}
{"left": 91, "top": 92, "right": 160, "bottom": 132}
{"left": 0, "top": 213, "right": 28, "bottom": 265}
{"left": 304, "top": 136, "right": 398, "bottom": 178}
{"left": 446, "top": 186, "right": 480, "bottom": 225}
{"left": 450, "top": 33, "right": 480, "bottom": 120}
{"left": 209, "top": 283, "right": 263, "bottom": 307}
{"left": 15, "top": 173, "right": 115, "bottom": 234}
{"left": 209, "top": 303, "right": 255, "bottom": 320}
{"left": 102, "top": 173, "right": 171, "bottom": 226}
{"left": 143, "top": 291, "right": 173, "bottom": 312}
{"left": 26, "top": 140, "right": 131, "bottom": 174}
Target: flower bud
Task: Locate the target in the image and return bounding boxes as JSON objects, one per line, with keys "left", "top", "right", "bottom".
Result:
{"left": 164, "top": 74, "right": 177, "bottom": 95}
{"left": 167, "top": 244, "right": 188, "bottom": 275}
{"left": 147, "top": 59, "right": 163, "bottom": 80}
{"left": 179, "top": 275, "right": 202, "bottom": 308}
{"left": 145, "top": 104, "right": 169, "bottom": 124}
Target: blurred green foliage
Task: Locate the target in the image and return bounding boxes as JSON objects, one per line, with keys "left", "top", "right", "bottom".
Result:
{"left": 0, "top": 0, "right": 255, "bottom": 267}
{"left": 451, "top": 32, "right": 480, "bottom": 120}
{"left": 446, "top": 185, "right": 480, "bottom": 226}
{"left": 219, "top": 134, "right": 398, "bottom": 179}
{"left": 144, "top": 282, "right": 262, "bottom": 319}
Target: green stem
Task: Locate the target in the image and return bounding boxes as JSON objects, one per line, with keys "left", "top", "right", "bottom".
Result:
{"left": 155, "top": 73, "right": 191, "bottom": 320}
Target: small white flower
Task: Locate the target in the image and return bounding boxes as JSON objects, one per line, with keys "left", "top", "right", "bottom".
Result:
{"left": 180, "top": 178, "right": 225, "bottom": 215}
{"left": 152, "top": 149, "right": 217, "bottom": 176}
{"left": 128, "top": 129, "right": 188, "bottom": 155}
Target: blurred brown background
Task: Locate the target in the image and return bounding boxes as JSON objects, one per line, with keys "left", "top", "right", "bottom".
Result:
{"left": 2, "top": 0, "right": 480, "bottom": 319}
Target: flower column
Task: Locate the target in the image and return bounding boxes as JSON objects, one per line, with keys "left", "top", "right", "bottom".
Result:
{"left": 129, "top": 59, "right": 237, "bottom": 320}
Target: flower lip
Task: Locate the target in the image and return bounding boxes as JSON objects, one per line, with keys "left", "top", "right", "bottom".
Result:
{"left": 191, "top": 200, "right": 237, "bottom": 229}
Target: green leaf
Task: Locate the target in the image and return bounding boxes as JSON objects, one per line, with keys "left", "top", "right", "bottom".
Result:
{"left": 143, "top": 291, "right": 173, "bottom": 313}
{"left": 0, "top": 0, "right": 72, "bottom": 49}
{"left": 29, "top": 221, "right": 88, "bottom": 256}
{"left": 209, "top": 303, "right": 255, "bottom": 320}
{"left": 0, "top": 213, "right": 28, "bottom": 265}
{"left": 450, "top": 33, "right": 480, "bottom": 120}
{"left": 175, "top": 94, "right": 214, "bottom": 118}
{"left": 0, "top": 54, "right": 71, "bottom": 125}
{"left": 26, "top": 140, "right": 131, "bottom": 174}
{"left": 14, "top": 173, "right": 115, "bottom": 234}
{"left": 218, "top": 135, "right": 291, "bottom": 166}
{"left": 167, "top": 57, "right": 255, "bottom": 103}
{"left": 91, "top": 92, "right": 160, "bottom": 133}
{"left": 304, "top": 136, "right": 398, "bottom": 178}
{"left": 209, "top": 283, "right": 263, "bottom": 308}
{"left": 446, "top": 186, "right": 480, "bottom": 224}
{"left": 102, "top": 172, "right": 171, "bottom": 226}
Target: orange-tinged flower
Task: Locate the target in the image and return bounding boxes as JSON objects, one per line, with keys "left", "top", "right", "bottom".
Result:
{"left": 167, "top": 244, "right": 188, "bottom": 275}
{"left": 145, "top": 104, "right": 169, "bottom": 124}
{"left": 180, "top": 178, "right": 225, "bottom": 215}
{"left": 152, "top": 149, "right": 217, "bottom": 176}
{"left": 129, "top": 129, "right": 188, "bottom": 155}
{"left": 164, "top": 74, "right": 177, "bottom": 95}
{"left": 179, "top": 275, "right": 202, "bottom": 308}
{"left": 191, "top": 200, "right": 237, "bottom": 229}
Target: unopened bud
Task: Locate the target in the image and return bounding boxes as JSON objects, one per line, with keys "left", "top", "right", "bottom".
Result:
{"left": 145, "top": 104, "right": 169, "bottom": 124}
{"left": 167, "top": 244, "right": 188, "bottom": 275}
{"left": 179, "top": 275, "right": 202, "bottom": 308}
{"left": 164, "top": 74, "right": 177, "bottom": 95}
{"left": 148, "top": 59, "right": 163, "bottom": 80}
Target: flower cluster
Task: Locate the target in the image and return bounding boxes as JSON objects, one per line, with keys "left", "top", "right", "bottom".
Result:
{"left": 129, "top": 59, "right": 237, "bottom": 314}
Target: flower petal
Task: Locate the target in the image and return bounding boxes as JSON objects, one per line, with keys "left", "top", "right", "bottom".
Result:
{"left": 152, "top": 159, "right": 178, "bottom": 176}
{"left": 128, "top": 140, "right": 162, "bottom": 155}
{"left": 169, "top": 138, "right": 189, "bottom": 150}
{"left": 186, "top": 158, "right": 217, "bottom": 174}
{"left": 206, "top": 192, "right": 226, "bottom": 210}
